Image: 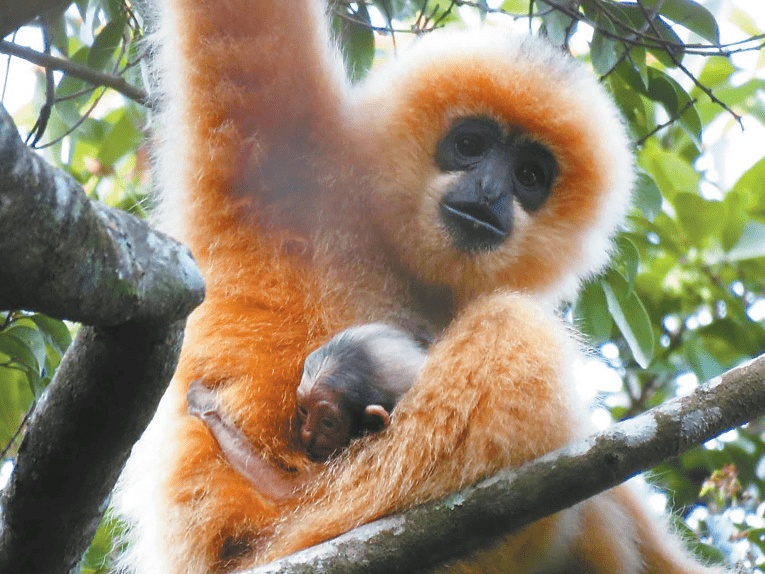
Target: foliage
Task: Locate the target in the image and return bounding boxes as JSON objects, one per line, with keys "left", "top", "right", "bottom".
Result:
{"left": 1, "top": 0, "right": 764, "bottom": 571}
{"left": 0, "top": 312, "right": 72, "bottom": 455}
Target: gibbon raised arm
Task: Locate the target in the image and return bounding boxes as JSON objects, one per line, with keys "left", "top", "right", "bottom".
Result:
{"left": 113, "top": 0, "right": 728, "bottom": 573}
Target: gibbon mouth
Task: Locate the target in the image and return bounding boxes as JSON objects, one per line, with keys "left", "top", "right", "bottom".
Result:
{"left": 439, "top": 200, "right": 511, "bottom": 252}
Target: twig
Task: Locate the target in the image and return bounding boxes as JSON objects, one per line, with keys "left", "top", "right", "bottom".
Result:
{"left": 635, "top": 98, "right": 699, "bottom": 146}
{"left": 0, "top": 39, "right": 148, "bottom": 106}
{"left": 633, "top": 0, "right": 743, "bottom": 130}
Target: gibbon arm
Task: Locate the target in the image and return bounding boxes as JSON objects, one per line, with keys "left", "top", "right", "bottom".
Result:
{"left": 186, "top": 378, "right": 313, "bottom": 500}
{"left": 255, "top": 294, "right": 728, "bottom": 574}
{"left": 255, "top": 293, "right": 586, "bottom": 564}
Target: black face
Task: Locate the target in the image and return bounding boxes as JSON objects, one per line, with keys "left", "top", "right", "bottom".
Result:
{"left": 435, "top": 117, "right": 557, "bottom": 253}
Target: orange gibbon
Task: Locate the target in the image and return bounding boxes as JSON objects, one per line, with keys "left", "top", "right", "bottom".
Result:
{"left": 113, "top": 0, "right": 728, "bottom": 573}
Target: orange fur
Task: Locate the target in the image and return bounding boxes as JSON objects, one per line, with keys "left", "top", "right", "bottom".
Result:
{"left": 113, "top": 0, "right": 727, "bottom": 572}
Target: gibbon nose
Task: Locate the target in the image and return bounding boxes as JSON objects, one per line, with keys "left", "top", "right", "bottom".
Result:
{"left": 301, "top": 425, "right": 314, "bottom": 446}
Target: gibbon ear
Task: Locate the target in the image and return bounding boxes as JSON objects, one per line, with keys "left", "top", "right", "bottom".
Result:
{"left": 363, "top": 405, "right": 391, "bottom": 432}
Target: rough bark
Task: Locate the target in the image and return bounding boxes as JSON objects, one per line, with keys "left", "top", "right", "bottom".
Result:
{"left": 0, "top": 105, "right": 202, "bottom": 325}
{"left": 0, "top": 104, "right": 205, "bottom": 573}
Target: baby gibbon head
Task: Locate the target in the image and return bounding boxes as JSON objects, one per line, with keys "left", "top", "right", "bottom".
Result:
{"left": 351, "top": 31, "right": 633, "bottom": 306}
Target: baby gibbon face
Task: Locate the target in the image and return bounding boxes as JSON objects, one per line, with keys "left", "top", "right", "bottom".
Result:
{"left": 352, "top": 31, "right": 633, "bottom": 305}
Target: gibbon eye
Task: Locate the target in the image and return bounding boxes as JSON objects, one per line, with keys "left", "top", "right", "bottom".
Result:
{"left": 515, "top": 161, "right": 546, "bottom": 187}
{"left": 436, "top": 117, "right": 501, "bottom": 171}
{"left": 513, "top": 142, "right": 557, "bottom": 212}
{"left": 322, "top": 418, "right": 335, "bottom": 429}
{"left": 455, "top": 133, "right": 489, "bottom": 159}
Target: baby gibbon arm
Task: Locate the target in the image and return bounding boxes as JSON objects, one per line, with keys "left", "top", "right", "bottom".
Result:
{"left": 186, "top": 378, "right": 314, "bottom": 500}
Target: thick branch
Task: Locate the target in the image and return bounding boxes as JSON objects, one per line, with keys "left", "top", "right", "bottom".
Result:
{"left": 0, "top": 0, "right": 71, "bottom": 38}
{"left": 0, "top": 104, "right": 205, "bottom": 573}
{"left": 0, "top": 321, "right": 185, "bottom": 573}
{"left": 0, "top": 105, "right": 203, "bottom": 325}
{"left": 247, "top": 354, "right": 765, "bottom": 574}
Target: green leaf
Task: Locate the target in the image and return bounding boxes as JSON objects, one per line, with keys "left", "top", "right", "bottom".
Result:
{"left": 591, "top": 15, "right": 620, "bottom": 76}
{"left": 730, "top": 7, "right": 762, "bottom": 36}
{"left": 647, "top": 68, "right": 702, "bottom": 142}
{"left": 0, "top": 368, "right": 28, "bottom": 448}
{"left": 574, "top": 280, "right": 613, "bottom": 344}
{"left": 672, "top": 192, "right": 725, "bottom": 248}
{"left": 627, "top": 46, "right": 649, "bottom": 88}
{"left": 45, "top": 11, "right": 71, "bottom": 57}
{"left": 28, "top": 314, "right": 72, "bottom": 356}
{"left": 611, "top": 3, "right": 685, "bottom": 67}
{"left": 684, "top": 338, "right": 726, "bottom": 382}
{"left": 615, "top": 236, "right": 640, "bottom": 288}
{"left": 104, "top": 0, "right": 124, "bottom": 21}
{"left": 0, "top": 332, "right": 38, "bottom": 373}
{"left": 731, "top": 156, "right": 765, "bottom": 208}
{"left": 55, "top": 45, "right": 90, "bottom": 103}
{"left": 645, "top": 146, "right": 701, "bottom": 198}
{"left": 697, "top": 56, "right": 736, "bottom": 89}
{"left": 614, "top": 56, "right": 649, "bottom": 94}
{"left": 87, "top": 17, "right": 127, "bottom": 71}
{"left": 6, "top": 325, "right": 47, "bottom": 372}
{"left": 700, "top": 318, "right": 765, "bottom": 359}
{"left": 97, "top": 110, "right": 142, "bottom": 167}
{"left": 721, "top": 190, "right": 747, "bottom": 252}
{"left": 79, "top": 514, "right": 124, "bottom": 573}
{"left": 500, "top": 0, "right": 529, "bottom": 13}
{"left": 646, "top": 70, "right": 678, "bottom": 115}
{"left": 608, "top": 69, "right": 648, "bottom": 133}
{"left": 539, "top": 1, "right": 577, "bottom": 48}
{"left": 633, "top": 170, "right": 663, "bottom": 221}
{"left": 602, "top": 270, "right": 654, "bottom": 368}
{"left": 726, "top": 221, "right": 765, "bottom": 262}
{"left": 0, "top": 333, "right": 42, "bottom": 396}
{"left": 333, "top": 3, "right": 375, "bottom": 82}
{"left": 641, "top": 0, "right": 720, "bottom": 44}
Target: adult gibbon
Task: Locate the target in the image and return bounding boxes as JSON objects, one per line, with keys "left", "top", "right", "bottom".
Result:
{"left": 113, "top": 0, "right": 727, "bottom": 573}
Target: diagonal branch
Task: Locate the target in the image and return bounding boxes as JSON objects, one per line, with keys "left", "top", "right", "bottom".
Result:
{"left": 0, "top": 39, "right": 149, "bottom": 106}
{"left": 245, "top": 354, "right": 765, "bottom": 574}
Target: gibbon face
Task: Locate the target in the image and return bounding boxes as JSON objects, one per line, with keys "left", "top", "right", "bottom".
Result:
{"left": 352, "top": 31, "right": 633, "bottom": 304}
{"left": 434, "top": 117, "right": 558, "bottom": 253}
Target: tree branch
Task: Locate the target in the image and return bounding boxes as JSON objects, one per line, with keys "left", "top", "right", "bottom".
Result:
{"left": 0, "top": 105, "right": 200, "bottom": 325}
{"left": 246, "top": 353, "right": 765, "bottom": 574}
{"left": 0, "top": 104, "right": 205, "bottom": 573}
{"left": 0, "top": 321, "right": 186, "bottom": 573}
{"left": 0, "top": 0, "right": 71, "bottom": 39}
{"left": 0, "top": 40, "right": 149, "bottom": 106}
